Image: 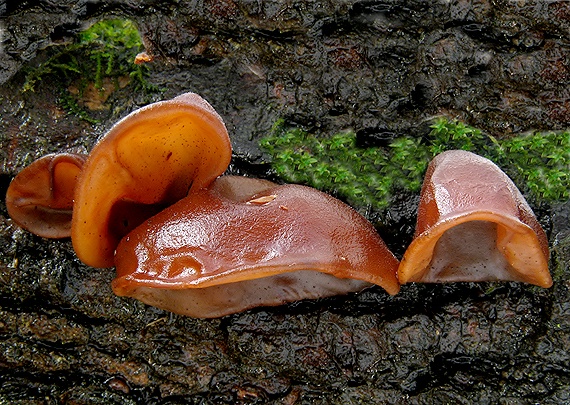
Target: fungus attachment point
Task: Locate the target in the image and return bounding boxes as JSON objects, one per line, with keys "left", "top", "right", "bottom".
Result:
{"left": 71, "top": 92, "right": 231, "bottom": 268}
{"left": 113, "top": 176, "right": 400, "bottom": 318}
{"left": 6, "top": 153, "right": 87, "bottom": 238}
{"left": 398, "top": 150, "right": 552, "bottom": 288}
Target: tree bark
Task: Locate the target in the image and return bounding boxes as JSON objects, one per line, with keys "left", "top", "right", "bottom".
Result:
{"left": 1, "top": 1, "right": 569, "bottom": 403}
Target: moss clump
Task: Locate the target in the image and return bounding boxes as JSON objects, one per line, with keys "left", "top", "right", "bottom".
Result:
{"left": 490, "top": 131, "right": 569, "bottom": 202}
{"left": 23, "top": 19, "right": 157, "bottom": 122}
{"left": 259, "top": 120, "right": 427, "bottom": 210}
{"left": 260, "top": 118, "right": 569, "bottom": 212}
{"left": 430, "top": 118, "right": 569, "bottom": 202}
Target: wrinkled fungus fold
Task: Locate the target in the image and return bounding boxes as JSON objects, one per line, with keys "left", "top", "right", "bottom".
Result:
{"left": 113, "top": 176, "right": 400, "bottom": 317}
{"left": 398, "top": 150, "right": 552, "bottom": 288}
{"left": 6, "top": 153, "right": 87, "bottom": 238}
{"left": 71, "top": 92, "right": 231, "bottom": 268}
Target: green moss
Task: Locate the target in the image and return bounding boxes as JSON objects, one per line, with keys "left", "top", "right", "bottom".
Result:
{"left": 22, "top": 19, "right": 158, "bottom": 121}
{"left": 79, "top": 19, "right": 145, "bottom": 88}
{"left": 492, "top": 131, "right": 569, "bottom": 202}
{"left": 260, "top": 118, "right": 569, "bottom": 212}
{"left": 58, "top": 92, "right": 100, "bottom": 125}
{"left": 260, "top": 120, "right": 417, "bottom": 211}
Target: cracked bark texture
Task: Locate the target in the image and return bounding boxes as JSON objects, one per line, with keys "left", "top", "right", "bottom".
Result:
{"left": 1, "top": 1, "right": 569, "bottom": 404}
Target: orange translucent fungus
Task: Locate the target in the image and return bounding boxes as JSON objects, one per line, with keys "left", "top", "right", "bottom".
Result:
{"left": 113, "top": 176, "right": 400, "bottom": 318}
{"left": 398, "top": 150, "right": 552, "bottom": 288}
{"left": 6, "top": 153, "right": 87, "bottom": 238}
{"left": 71, "top": 92, "right": 231, "bottom": 268}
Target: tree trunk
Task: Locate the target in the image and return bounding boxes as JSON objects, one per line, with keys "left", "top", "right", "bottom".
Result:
{"left": 1, "top": 1, "right": 569, "bottom": 403}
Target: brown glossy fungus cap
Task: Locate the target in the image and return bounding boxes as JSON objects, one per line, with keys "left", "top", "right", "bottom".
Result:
{"left": 398, "top": 150, "right": 551, "bottom": 288}
{"left": 6, "top": 153, "right": 87, "bottom": 238}
{"left": 72, "top": 92, "right": 231, "bottom": 268}
{"left": 113, "top": 176, "right": 400, "bottom": 318}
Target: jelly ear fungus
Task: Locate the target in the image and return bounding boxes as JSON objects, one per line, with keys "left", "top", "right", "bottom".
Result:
{"left": 113, "top": 176, "right": 400, "bottom": 318}
{"left": 398, "top": 150, "right": 552, "bottom": 288}
{"left": 6, "top": 153, "right": 87, "bottom": 239}
{"left": 71, "top": 92, "right": 232, "bottom": 268}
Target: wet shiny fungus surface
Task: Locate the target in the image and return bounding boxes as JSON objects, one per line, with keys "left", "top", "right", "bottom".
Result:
{"left": 399, "top": 151, "right": 552, "bottom": 288}
{"left": 113, "top": 176, "right": 399, "bottom": 317}
{"left": 1, "top": 1, "right": 569, "bottom": 403}
{"left": 71, "top": 92, "right": 231, "bottom": 268}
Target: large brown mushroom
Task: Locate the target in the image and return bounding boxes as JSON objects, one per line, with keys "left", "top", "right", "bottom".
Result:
{"left": 113, "top": 176, "right": 400, "bottom": 318}
{"left": 6, "top": 153, "right": 87, "bottom": 238}
{"left": 398, "top": 150, "right": 552, "bottom": 288}
{"left": 71, "top": 92, "right": 231, "bottom": 268}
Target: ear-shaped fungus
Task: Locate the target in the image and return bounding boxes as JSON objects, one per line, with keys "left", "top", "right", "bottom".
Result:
{"left": 398, "top": 150, "right": 552, "bottom": 288}
{"left": 71, "top": 92, "right": 231, "bottom": 268}
{"left": 6, "top": 153, "right": 87, "bottom": 238}
{"left": 113, "top": 176, "right": 400, "bottom": 318}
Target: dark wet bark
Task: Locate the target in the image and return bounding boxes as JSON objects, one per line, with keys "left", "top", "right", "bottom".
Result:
{"left": 1, "top": 1, "right": 569, "bottom": 404}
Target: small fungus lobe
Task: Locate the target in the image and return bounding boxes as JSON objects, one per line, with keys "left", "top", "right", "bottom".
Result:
{"left": 398, "top": 150, "right": 552, "bottom": 288}
{"left": 71, "top": 92, "right": 231, "bottom": 267}
{"left": 6, "top": 153, "right": 87, "bottom": 238}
